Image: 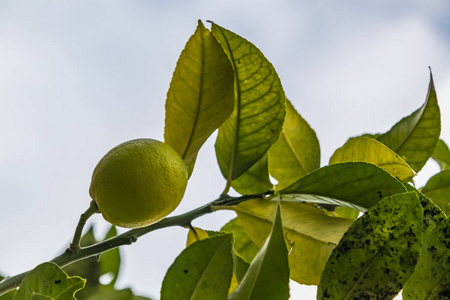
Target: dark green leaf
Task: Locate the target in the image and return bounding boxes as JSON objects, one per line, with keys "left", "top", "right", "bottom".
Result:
{"left": 0, "top": 276, "right": 16, "bottom": 300}
{"left": 318, "top": 192, "right": 423, "bottom": 299}
{"left": 221, "top": 217, "right": 259, "bottom": 263}
{"left": 231, "top": 153, "right": 273, "bottom": 195}
{"left": 422, "top": 170, "right": 450, "bottom": 215}
{"left": 432, "top": 139, "right": 450, "bottom": 171}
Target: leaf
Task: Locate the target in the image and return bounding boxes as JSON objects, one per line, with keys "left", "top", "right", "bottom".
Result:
{"left": 280, "top": 162, "right": 406, "bottom": 211}
{"left": 231, "top": 199, "right": 353, "bottom": 285}
{"left": 99, "top": 225, "right": 121, "bottom": 286}
{"left": 228, "top": 202, "right": 290, "bottom": 300}
{"left": 269, "top": 99, "right": 320, "bottom": 190}
{"left": 0, "top": 276, "right": 16, "bottom": 300}
{"left": 211, "top": 22, "right": 286, "bottom": 188}
{"left": 416, "top": 190, "right": 447, "bottom": 235}
{"left": 403, "top": 216, "right": 450, "bottom": 299}
{"left": 317, "top": 192, "right": 423, "bottom": 299}
{"left": 164, "top": 20, "right": 235, "bottom": 175}
{"left": 376, "top": 72, "right": 440, "bottom": 172}
{"left": 221, "top": 217, "right": 259, "bottom": 263}
{"left": 231, "top": 153, "right": 273, "bottom": 195}
{"left": 186, "top": 227, "right": 211, "bottom": 247}
{"left": 421, "top": 170, "right": 450, "bottom": 215}
{"left": 330, "top": 137, "right": 415, "bottom": 181}
{"left": 432, "top": 139, "right": 450, "bottom": 171}
{"left": 161, "top": 234, "right": 233, "bottom": 300}
{"left": 14, "top": 262, "right": 85, "bottom": 300}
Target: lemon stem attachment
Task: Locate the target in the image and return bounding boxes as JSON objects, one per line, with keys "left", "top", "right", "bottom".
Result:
{"left": 70, "top": 200, "right": 100, "bottom": 253}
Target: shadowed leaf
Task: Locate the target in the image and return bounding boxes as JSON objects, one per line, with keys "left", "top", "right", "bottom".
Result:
{"left": 432, "top": 139, "right": 450, "bottom": 171}
{"left": 231, "top": 153, "right": 273, "bottom": 195}
{"left": 422, "top": 170, "right": 450, "bottom": 215}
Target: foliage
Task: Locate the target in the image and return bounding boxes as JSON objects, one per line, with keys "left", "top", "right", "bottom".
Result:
{"left": 0, "top": 19, "right": 449, "bottom": 299}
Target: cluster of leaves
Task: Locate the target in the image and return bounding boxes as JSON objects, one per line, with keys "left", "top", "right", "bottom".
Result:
{"left": 1, "top": 20, "right": 450, "bottom": 299}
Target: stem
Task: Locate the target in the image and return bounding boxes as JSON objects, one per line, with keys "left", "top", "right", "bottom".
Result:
{"left": 0, "top": 192, "right": 270, "bottom": 295}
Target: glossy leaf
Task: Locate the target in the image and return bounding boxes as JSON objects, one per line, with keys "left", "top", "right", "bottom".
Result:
{"left": 232, "top": 199, "right": 353, "bottom": 285}
{"left": 422, "top": 170, "right": 450, "bottom": 215}
{"left": 221, "top": 217, "right": 259, "bottom": 263}
{"left": 403, "top": 216, "right": 450, "bottom": 299}
{"left": 281, "top": 162, "right": 406, "bottom": 210}
{"left": 228, "top": 202, "right": 290, "bottom": 300}
{"left": 231, "top": 153, "right": 273, "bottom": 195}
{"left": 269, "top": 99, "right": 320, "bottom": 190}
{"left": 211, "top": 22, "right": 286, "bottom": 188}
{"left": 432, "top": 139, "right": 450, "bottom": 171}
{"left": 330, "top": 137, "right": 415, "bottom": 181}
{"left": 164, "top": 20, "right": 234, "bottom": 175}
{"left": 161, "top": 234, "right": 233, "bottom": 300}
{"left": 377, "top": 72, "right": 440, "bottom": 172}
{"left": 14, "top": 263, "right": 85, "bottom": 300}
{"left": 0, "top": 276, "right": 16, "bottom": 300}
{"left": 318, "top": 192, "right": 423, "bottom": 299}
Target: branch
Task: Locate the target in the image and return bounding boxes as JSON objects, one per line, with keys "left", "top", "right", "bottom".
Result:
{"left": 0, "top": 191, "right": 272, "bottom": 295}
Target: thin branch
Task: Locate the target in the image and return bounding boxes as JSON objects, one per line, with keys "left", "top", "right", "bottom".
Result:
{"left": 70, "top": 200, "right": 100, "bottom": 252}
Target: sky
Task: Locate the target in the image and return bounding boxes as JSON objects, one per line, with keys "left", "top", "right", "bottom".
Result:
{"left": 1, "top": 1, "right": 450, "bottom": 299}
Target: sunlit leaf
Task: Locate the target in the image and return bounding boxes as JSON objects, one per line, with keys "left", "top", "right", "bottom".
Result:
{"left": 161, "top": 234, "right": 233, "bottom": 300}
{"left": 330, "top": 137, "right": 415, "bottom": 181}
{"left": 403, "top": 216, "right": 450, "bottom": 299}
{"left": 14, "top": 263, "right": 85, "bottom": 300}
{"left": 231, "top": 199, "right": 353, "bottom": 285}
{"left": 231, "top": 153, "right": 273, "bottom": 195}
{"left": 211, "top": 22, "right": 286, "bottom": 190}
{"left": 280, "top": 162, "right": 406, "bottom": 210}
{"left": 186, "top": 227, "right": 210, "bottom": 247}
{"left": 228, "top": 202, "right": 290, "bottom": 300}
{"left": 432, "top": 139, "right": 450, "bottom": 171}
{"left": 318, "top": 192, "right": 423, "bottom": 299}
{"left": 164, "top": 20, "right": 235, "bottom": 175}
{"left": 269, "top": 99, "right": 320, "bottom": 190}
{"left": 421, "top": 170, "right": 450, "bottom": 215}
{"left": 221, "top": 217, "right": 259, "bottom": 263}
{"left": 377, "top": 72, "right": 440, "bottom": 172}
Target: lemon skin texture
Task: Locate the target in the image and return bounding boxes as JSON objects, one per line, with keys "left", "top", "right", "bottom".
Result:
{"left": 89, "top": 138, "right": 188, "bottom": 228}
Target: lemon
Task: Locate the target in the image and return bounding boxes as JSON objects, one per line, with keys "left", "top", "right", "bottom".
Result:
{"left": 89, "top": 138, "right": 188, "bottom": 228}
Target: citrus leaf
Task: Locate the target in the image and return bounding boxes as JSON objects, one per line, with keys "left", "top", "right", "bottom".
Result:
{"left": 416, "top": 190, "right": 447, "bottom": 235}
{"left": 280, "top": 162, "right": 406, "bottom": 210}
{"left": 211, "top": 22, "right": 286, "bottom": 188}
{"left": 228, "top": 202, "right": 290, "bottom": 300}
{"left": 269, "top": 99, "right": 320, "bottom": 190}
{"left": 376, "top": 72, "right": 440, "bottom": 173}
{"left": 161, "top": 234, "right": 233, "bottom": 300}
{"left": 221, "top": 217, "right": 259, "bottom": 263}
{"left": 0, "top": 276, "right": 16, "bottom": 300}
{"left": 432, "top": 139, "right": 450, "bottom": 171}
{"left": 14, "top": 262, "right": 85, "bottom": 300}
{"left": 231, "top": 153, "right": 273, "bottom": 195}
{"left": 231, "top": 199, "right": 353, "bottom": 285}
{"left": 422, "top": 170, "right": 450, "bottom": 215}
{"left": 164, "top": 20, "right": 234, "bottom": 175}
{"left": 186, "top": 227, "right": 210, "bottom": 247}
{"left": 30, "top": 294, "right": 53, "bottom": 300}
{"left": 99, "top": 225, "right": 121, "bottom": 286}
{"left": 317, "top": 192, "right": 423, "bottom": 299}
{"left": 330, "top": 137, "right": 415, "bottom": 181}
{"left": 403, "top": 216, "right": 450, "bottom": 299}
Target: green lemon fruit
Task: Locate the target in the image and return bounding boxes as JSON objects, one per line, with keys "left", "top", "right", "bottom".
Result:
{"left": 89, "top": 138, "right": 188, "bottom": 228}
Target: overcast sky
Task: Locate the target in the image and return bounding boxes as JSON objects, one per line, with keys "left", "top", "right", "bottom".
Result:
{"left": 1, "top": 1, "right": 450, "bottom": 299}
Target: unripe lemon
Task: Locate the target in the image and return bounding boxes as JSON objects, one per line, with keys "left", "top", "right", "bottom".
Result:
{"left": 89, "top": 138, "right": 188, "bottom": 228}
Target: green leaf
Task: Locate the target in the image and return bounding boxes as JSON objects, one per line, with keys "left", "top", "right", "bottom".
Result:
{"left": 269, "top": 99, "right": 320, "bottom": 190}
{"left": 0, "top": 276, "right": 16, "bottom": 300}
{"left": 99, "top": 225, "right": 121, "bottom": 286}
{"left": 211, "top": 22, "right": 286, "bottom": 189}
{"left": 30, "top": 294, "right": 53, "bottom": 300}
{"left": 330, "top": 137, "right": 415, "bottom": 181}
{"left": 280, "top": 162, "right": 406, "bottom": 211}
{"left": 231, "top": 199, "right": 353, "bottom": 285}
{"left": 221, "top": 217, "right": 259, "bottom": 263}
{"left": 403, "top": 216, "right": 450, "bottom": 299}
{"left": 164, "top": 20, "right": 235, "bottom": 175}
{"left": 161, "top": 234, "right": 234, "bottom": 300}
{"left": 432, "top": 139, "right": 450, "bottom": 171}
{"left": 416, "top": 190, "right": 447, "bottom": 235}
{"left": 422, "top": 170, "right": 450, "bottom": 215}
{"left": 230, "top": 153, "right": 273, "bottom": 195}
{"left": 14, "top": 262, "right": 85, "bottom": 300}
{"left": 376, "top": 72, "right": 440, "bottom": 173}
{"left": 228, "top": 202, "right": 289, "bottom": 300}
{"left": 318, "top": 192, "right": 423, "bottom": 299}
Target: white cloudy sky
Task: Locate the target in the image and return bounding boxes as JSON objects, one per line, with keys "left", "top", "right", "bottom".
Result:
{"left": 1, "top": 1, "right": 450, "bottom": 299}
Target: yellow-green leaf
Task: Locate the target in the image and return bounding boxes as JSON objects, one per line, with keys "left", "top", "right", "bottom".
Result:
{"left": 164, "top": 20, "right": 234, "bottom": 175}
{"left": 231, "top": 153, "right": 273, "bottom": 195}
{"left": 376, "top": 72, "right": 440, "bottom": 173}
{"left": 211, "top": 22, "right": 285, "bottom": 190}
{"left": 221, "top": 217, "right": 259, "bottom": 263}
{"left": 421, "top": 170, "right": 450, "bottom": 215}
{"left": 432, "top": 139, "right": 450, "bottom": 171}
{"left": 330, "top": 137, "right": 415, "bottom": 181}
{"left": 269, "top": 99, "right": 320, "bottom": 190}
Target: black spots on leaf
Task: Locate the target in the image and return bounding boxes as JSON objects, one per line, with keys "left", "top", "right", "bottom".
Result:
{"left": 377, "top": 191, "right": 383, "bottom": 200}
{"left": 439, "top": 226, "right": 450, "bottom": 249}
{"left": 322, "top": 289, "right": 330, "bottom": 298}
{"left": 183, "top": 269, "right": 188, "bottom": 274}
{"left": 439, "top": 287, "right": 450, "bottom": 299}
{"left": 54, "top": 279, "right": 61, "bottom": 284}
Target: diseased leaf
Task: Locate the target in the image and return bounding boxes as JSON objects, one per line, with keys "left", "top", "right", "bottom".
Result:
{"left": 231, "top": 153, "right": 273, "bottom": 195}
{"left": 432, "top": 139, "right": 450, "bottom": 171}
{"left": 318, "top": 192, "right": 423, "bottom": 299}
{"left": 280, "top": 162, "right": 406, "bottom": 210}
{"left": 211, "top": 22, "right": 286, "bottom": 189}
{"left": 268, "top": 99, "right": 320, "bottom": 190}
{"left": 330, "top": 137, "right": 415, "bottom": 181}
{"left": 228, "top": 202, "right": 290, "bottom": 300}
{"left": 161, "top": 235, "right": 233, "bottom": 300}
{"left": 231, "top": 199, "right": 353, "bottom": 285}
{"left": 422, "top": 170, "right": 450, "bottom": 215}
{"left": 403, "top": 216, "right": 450, "bottom": 299}
{"left": 416, "top": 190, "right": 447, "bottom": 235}
{"left": 221, "top": 217, "right": 259, "bottom": 263}
{"left": 165, "top": 20, "right": 234, "bottom": 175}
{"left": 377, "top": 72, "right": 440, "bottom": 172}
